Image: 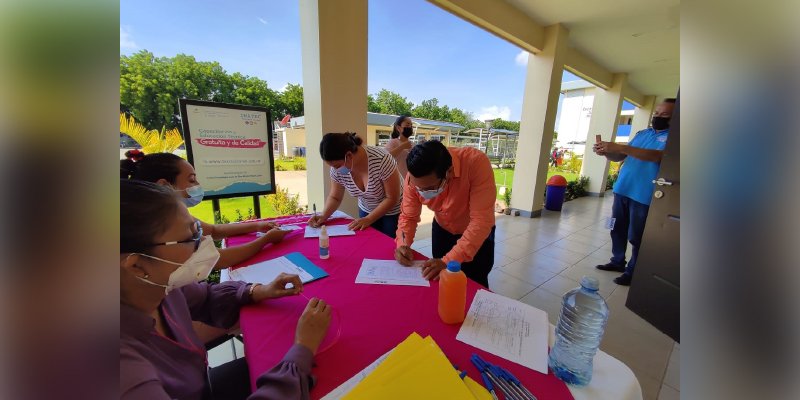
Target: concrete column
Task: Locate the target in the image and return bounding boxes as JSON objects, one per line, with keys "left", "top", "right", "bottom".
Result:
{"left": 299, "top": 0, "right": 367, "bottom": 216}
{"left": 510, "top": 24, "right": 570, "bottom": 218}
{"left": 630, "top": 95, "right": 657, "bottom": 139}
{"left": 580, "top": 73, "right": 626, "bottom": 195}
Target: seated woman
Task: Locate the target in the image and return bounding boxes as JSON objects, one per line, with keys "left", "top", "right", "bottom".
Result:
{"left": 120, "top": 179, "right": 331, "bottom": 400}
{"left": 307, "top": 132, "right": 402, "bottom": 238}
{"left": 121, "top": 152, "right": 288, "bottom": 269}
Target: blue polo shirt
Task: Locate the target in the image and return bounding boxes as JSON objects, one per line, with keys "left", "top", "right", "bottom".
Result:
{"left": 613, "top": 127, "right": 669, "bottom": 205}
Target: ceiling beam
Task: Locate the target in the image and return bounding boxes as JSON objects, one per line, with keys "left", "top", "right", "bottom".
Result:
{"left": 427, "top": 0, "right": 652, "bottom": 103}
{"left": 427, "top": 0, "right": 544, "bottom": 54}
{"left": 564, "top": 48, "right": 613, "bottom": 90}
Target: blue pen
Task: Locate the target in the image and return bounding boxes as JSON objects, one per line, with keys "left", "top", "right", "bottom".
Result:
{"left": 481, "top": 372, "right": 499, "bottom": 400}
{"left": 498, "top": 366, "right": 537, "bottom": 400}
{"left": 491, "top": 365, "right": 531, "bottom": 400}
{"left": 472, "top": 355, "right": 522, "bottom": 400}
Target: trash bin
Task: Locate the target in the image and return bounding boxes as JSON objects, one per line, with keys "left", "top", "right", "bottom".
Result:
{"left": 545, "top": 175, "right": 568, "bottom": 211}
{"left": 292, "top": 146, "right": 301, "bottom": 157}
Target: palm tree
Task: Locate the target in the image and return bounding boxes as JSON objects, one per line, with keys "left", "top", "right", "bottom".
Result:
{"left": 119, "top": 113, "right": 184, "bottom": 154}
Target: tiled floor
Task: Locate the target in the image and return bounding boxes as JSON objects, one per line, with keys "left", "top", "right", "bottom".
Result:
{"left": 210, "top": 193, "right": 680, "bottom": 400}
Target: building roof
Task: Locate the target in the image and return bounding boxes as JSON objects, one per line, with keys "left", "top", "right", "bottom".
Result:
{"left": 288, "top": 112, "right": 464, "bottom": 132}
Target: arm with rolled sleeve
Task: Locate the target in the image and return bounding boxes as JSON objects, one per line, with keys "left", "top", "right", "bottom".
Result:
{"left": 395, "top": 175, "right": 423, "bottom": 247}
{"left": 181, "top": 281, "right": 251, "bottom": 329}
{"left": 248, "top": 344, "right": 315, "bottom": 400}
{"left": 443, "top": 153, "right": 496, "bottom": 264}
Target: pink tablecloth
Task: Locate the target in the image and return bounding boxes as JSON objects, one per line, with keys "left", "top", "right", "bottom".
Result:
{"left": 227, "top": 216, "right": 573, "bottom": 400}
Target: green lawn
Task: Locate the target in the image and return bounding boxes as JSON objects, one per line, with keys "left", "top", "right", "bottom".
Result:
{"left": 493, "top": 167, "right": 579, "bottom": 199}
{"left": 275, "top": 156, "right": 306, "bottom": 171}
{"left": 188, "top": 196, "right": 279, "bottom": 223}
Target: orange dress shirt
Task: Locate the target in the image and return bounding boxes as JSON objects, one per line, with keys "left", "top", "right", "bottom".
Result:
{"left": 395, "top": 147, "right": 497, "bottom": 264}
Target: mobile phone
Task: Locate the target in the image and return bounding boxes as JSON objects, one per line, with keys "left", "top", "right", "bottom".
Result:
{"left": 595, "top": 134, "right": 602, "bottom": 143}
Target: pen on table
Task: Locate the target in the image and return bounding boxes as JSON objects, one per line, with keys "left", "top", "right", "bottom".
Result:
{"left": 491, "top": 365, "right": 534, "bottom": 400}
{"left": 481, "top": 372, "right": 499, "bottom": 400}
{"left": 471, "top": 355, "right": 522, "bottom": 400}
{"left": 498, "top": 365, "right": 537, "bottom": 400}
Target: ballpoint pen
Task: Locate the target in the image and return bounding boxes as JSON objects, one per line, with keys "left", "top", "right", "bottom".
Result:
{"left": 481, "top": 372, "right": 499, "bottom": 400}
{"left": 471, "top": 355, "right": 522, "bottom": 400}
{"left": 498, "top": 365, "right": 537, "bottom": 400}
{"left": 491, "top": 365, "right": 534, "bottom": 400}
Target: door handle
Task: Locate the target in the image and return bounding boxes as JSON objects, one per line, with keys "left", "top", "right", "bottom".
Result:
{"left": 652, "top": 178, "right": 673, "bottom": 186}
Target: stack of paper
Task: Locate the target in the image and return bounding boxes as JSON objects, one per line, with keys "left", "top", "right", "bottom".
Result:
{"left": 456, "top": 289, "right": 549, "bottom": 374}
{"left": 354, "top": 259, "right": 430, "bottom": 287}
{"left": 228, "top": 252, "right": 329, "bottom": 285}
{"left": 304, "top": 225, "right": 356, "bottom": 238}
{"left": 338, "top": 333, "right": 479, "bottom": 400}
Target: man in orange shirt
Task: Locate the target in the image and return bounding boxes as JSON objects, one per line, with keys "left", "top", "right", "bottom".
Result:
{"left": 394, "top": 141, "right": 497, "bottom": 287}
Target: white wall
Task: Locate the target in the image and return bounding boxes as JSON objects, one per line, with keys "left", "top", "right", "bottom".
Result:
{"left": 555, "top": 87, "right": 595, "bottom": 155}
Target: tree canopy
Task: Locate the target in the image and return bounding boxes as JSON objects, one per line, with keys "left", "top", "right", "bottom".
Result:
{"left": 120, "top": 50, "right": 521, "bottom": 132}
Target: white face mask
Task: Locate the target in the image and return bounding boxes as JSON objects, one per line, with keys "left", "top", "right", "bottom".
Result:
{"left": 417, "top": 178, "right": 446, "bottom": 200}
{"left": 132, "top": 235, "right": 220, "bottom": 294}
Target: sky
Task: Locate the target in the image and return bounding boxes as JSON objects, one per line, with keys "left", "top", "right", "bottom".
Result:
{"left": 120, "top": 0, "right": 589, "bottom": 122}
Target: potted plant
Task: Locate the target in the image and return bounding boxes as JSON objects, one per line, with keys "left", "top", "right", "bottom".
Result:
{"left": 503, "top": 188, "right": 513, "bottom": 215}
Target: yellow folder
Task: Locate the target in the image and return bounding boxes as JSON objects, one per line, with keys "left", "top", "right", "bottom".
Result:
{"left": 343, "top": 333, "right": 480, "bottom": 400}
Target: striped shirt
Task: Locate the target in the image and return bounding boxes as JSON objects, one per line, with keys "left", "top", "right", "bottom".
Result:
{"left": 329, "top": 146, "right": 402, "bottom": 215}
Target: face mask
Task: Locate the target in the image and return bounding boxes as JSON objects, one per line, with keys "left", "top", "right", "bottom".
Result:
{"left": 133, "top": 236, "right": 220, "bottom": 294}
{"left": 337, "top": 154, "right": 352, "bottom": 175}
{"left": 402, "top": 127, "right": 414, "bottom": 138}
{"left": 182, "top": 184, "right": 204, "bottom": 207}
{"left": 417, "top": 179, "right": 446, "bottom": 200}
{"left": 651, "top": 116, "right": 670, "bottom": 131}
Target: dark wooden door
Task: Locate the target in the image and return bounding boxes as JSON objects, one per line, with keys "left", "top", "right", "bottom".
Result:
{"left": 626, "top": 91, "right": 680, "bottom": 342}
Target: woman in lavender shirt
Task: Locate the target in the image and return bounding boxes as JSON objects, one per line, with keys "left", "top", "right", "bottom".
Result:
{"left": 120, "top": 179, "right": 331, "bottom": 399}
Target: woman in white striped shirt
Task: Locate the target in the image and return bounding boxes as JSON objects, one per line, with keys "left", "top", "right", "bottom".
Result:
{"left": 307, "top": 132, "right": 403, "bottom": 238}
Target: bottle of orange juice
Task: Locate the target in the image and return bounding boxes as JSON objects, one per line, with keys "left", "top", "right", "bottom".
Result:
{"left": 438, "top": 261, "right": 467, "bottom": 324}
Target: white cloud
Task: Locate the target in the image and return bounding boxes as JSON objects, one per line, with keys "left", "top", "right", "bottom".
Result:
{"left": 120, "top": 26, "right": 138, "bottom": 50}
{"left": 476, "top": 106, "right": 512, "bottom": 121}
{"left": 515, "top": 50, "right": 529, "bottom": 67}
{"left": 258, "top": 17, "right": 268, "bottom": 25}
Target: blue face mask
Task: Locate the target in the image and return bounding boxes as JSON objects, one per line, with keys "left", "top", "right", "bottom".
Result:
{"left": 182, "top": 184, "right": 204, "bottom": 207}
{"left": 417, "top": 179, "right": 446, "bottom": 200}
{"left": 336, "top": 154, "right": 352, "bottom": 175}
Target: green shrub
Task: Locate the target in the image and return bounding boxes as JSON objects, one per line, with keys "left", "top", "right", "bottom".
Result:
{"left": 562, "top": 152, "right": 582, "bottom": 174}
{"left": 565, "top": 176, "right": 590, "bottom": 201}
{"left": 234, "top": 208, "right": 257, "bottom": 222}
{"left": 266, "top": 185, "right": 306, "bottom": 216}
{"left": 606, "top": 173, "right": 618, "bottom": 191}
{"left": 503, "top": 188, "right": 512, "bottom": 209}
{"left": 276, "top": 164, "right": 287, "bottom": 171}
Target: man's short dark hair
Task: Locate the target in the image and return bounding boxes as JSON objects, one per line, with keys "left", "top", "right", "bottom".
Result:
{"left": 406, "top": 140, "right": 452, "bottom": 179}
{"left": 663, "top": 98, "right": 676, "bottom": 104}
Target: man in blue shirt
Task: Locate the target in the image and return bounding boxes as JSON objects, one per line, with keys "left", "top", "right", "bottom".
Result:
{"left": 593, "top": 98, "right": 675, "bottom": 286}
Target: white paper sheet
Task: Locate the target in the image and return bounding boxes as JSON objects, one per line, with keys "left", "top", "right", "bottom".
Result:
{"left": 456, "top": 289, "right": 549, "bottom": 374}
{"left": 320, "top": 349, "right": 392, "bottom": 400}
{"left": 228, "top": 256, "right": 314, "bottom": 284}
{"left": 328, "top": 210, "right": 353, "bottom": 220}
{"left": 255, "top": 225, "right": 302, "bottom": 237}
{"left": 355, "top": 259, "right": 429, "bottom": 287}
{"left": 304, "top": 225, "right": 356, "bottom": 238}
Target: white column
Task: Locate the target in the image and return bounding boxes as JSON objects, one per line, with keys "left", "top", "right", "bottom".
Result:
{"left": 299, "top": 0, "right": 367, "bottom": 216}
{"left": 510, "top": 24, "right": 570, "bottom": 217}
{"left": 580, "top": 73, "right": 626, "bottom": 195}
{"left": 630, "top": 95, "right": 656, "bottom": 139}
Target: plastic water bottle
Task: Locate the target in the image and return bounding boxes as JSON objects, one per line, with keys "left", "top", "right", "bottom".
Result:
{"left": 438, "top": 261, "right": 467, "bottom": 324}
{"left": 548, "top": 276, "right": 609, "bottom": 386}
{"left": 319, "top": 225, "right": 329, "bottom": 259}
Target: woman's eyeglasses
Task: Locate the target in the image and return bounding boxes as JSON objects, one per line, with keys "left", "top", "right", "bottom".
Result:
{"left": 147, "top": 220, "right": 203, "bottom": 251}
